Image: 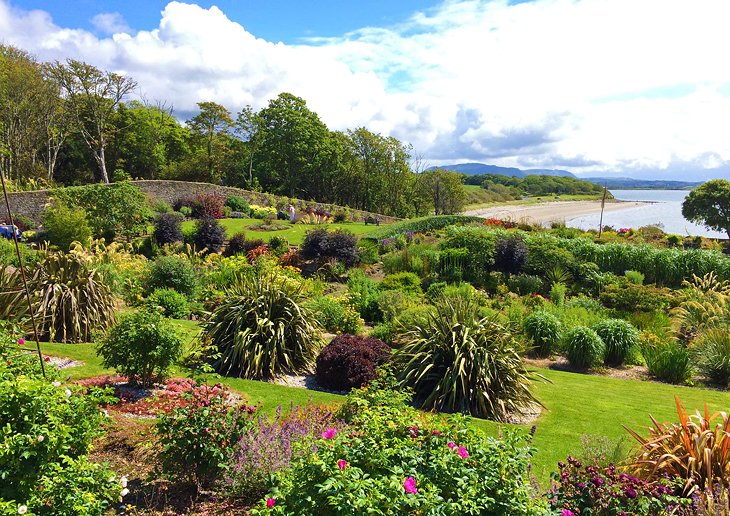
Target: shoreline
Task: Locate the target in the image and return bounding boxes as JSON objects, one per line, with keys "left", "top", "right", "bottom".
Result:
{"left": 462, "top": 199, "right": 650, "bottom": 226}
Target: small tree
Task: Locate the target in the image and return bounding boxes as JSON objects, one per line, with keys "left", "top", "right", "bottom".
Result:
{"left": 682, "top": 179, "right": 730, "bottom": 239}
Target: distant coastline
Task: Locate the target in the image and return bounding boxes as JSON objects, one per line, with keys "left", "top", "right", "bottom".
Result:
{"left": 462, "top": 199, "right": 649, "bottom": 225}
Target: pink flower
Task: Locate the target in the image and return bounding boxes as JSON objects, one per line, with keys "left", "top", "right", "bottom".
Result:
{"left": 403, "top": 476, "right": 417, "bottom": 494}
{"left": 44, "top": 356, "right": 50, "bottom": 362}
{"left": 447, "top": 442, "right": 456, "bottom": 449}
{"left": 321, "top": 428, "right": 337, "bottom": 439}
{"left": 457, "top": 446, "right": 469, "bottom": 459}
{"left": 432, "top": 430, "right": 441, "bottom": 436}
{"left": 17, "top": 338, "right": 24, "bottom": 346}
{"left": 561, "top": 510, "right": 575, "bottom": 516}
{"left": 337, "top": 459, "right": 348, "bottom": 470}
{"left": 266, "top": 497, "right": 276, "bottom": 508}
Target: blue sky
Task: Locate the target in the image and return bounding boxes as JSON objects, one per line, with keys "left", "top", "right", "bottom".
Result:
{"left": 3, "top": 0, "right": 730, "bottom": 179}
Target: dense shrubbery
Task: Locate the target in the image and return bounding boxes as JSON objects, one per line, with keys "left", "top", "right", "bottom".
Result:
{"left": 693, "top": 329, "right": 730, "bottom": 387}
{"left": 191, "top": 193, "right": 226, "bottom": 219}
{"left": 144, "top": 255, "right": 199, "bottom": 298}
{"left": 225, "top": 195, "right": 250, "bottom": 214}
{"left": 592, "top": 318, "right": 640, "bottom": 367}
{"left": 299, "top": 228, "right": 359, "bottom": 267}
{"left": 146, "top": 287, "right": 189, "bottom": 318}
{"left": 494, "top": 233, "right": 528, "bottom": 275}
{"left": 368, "top": 215, "right": 484, "bottom": 240}
{"left": 97, "top": 309, "right": 183, "bottom": 387}
{"left": 308, "top": 296, "right": 363, "bottom": 334}
{"left": 641, "top": 335, "right": 693, "bottom": 384}
{"left": 41, "top": 203, "right": 92, "bottom": 250}
{"left": 153, "top": 212, "right": 184, "bottom": 246}
{"left": 315, "top": 334, "right": 391, "bottom": 391}
{"left": 523, "top": 310, "right": 561, "bottom": 357}
{"left": 440, "top": 226, "right": 495, "bottom": 284}
{"left": 564, "top": 326, "right": 605, "bottom": 369}
{"left": 193, "top": 216, "right": 226, "bottom": 254}
{"left": 380, "top": 271, "right": 423, "bottom": 296}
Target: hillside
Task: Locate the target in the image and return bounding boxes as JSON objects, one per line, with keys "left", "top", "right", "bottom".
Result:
{"left": 428, "top": 163, "right": 576, "bottom": 178}
{"left": 583, "top": 177, "right": 702, "bottom": 189}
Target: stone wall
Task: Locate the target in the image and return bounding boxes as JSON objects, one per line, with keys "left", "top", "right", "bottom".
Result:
{"left": 4, "top": 180, "right": 400, "bottom": 224}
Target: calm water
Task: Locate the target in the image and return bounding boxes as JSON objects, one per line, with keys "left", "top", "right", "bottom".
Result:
{"left": 567, "top": 189, "right": 727, "bottom": 239}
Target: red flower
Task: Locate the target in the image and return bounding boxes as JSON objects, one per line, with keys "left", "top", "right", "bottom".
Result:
{"left": 266, "top": 497, "right": 276, "bottom": 508}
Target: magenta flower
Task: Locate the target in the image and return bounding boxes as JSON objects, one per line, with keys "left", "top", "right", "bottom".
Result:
{"left": 403, "top": 476, "right": 417, "bottom": 494}
{"left": 17, "top": 338, "right": 24, "bottom": 346}
{"left": 266, "top": 497, "right": 276, "bottom": 508}
{"left": 560, "top": 510, "right": 575, "bottom": 516}
{"left": 457, "top": 446, "right": 469, "bottom": 459}
{"left": 447, "top": 442, "right": 456, "bottom": 449}
{"left": 321, "top": 428, "right": 337, "bottom": 439}
{"left": 432, "top": 430, "right": 441, "bottom": 436}
{"left": 337, "top": 459, "right": 348, "bottom": 470}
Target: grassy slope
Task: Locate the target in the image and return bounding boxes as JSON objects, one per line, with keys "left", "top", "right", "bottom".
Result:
{"left": 181, "top": 218, "right": 380, "bottom": 245}
{"left": 462, "top": 184, "right": 604, "bottom": 211}
{"left": 41, "top": 335, "right": 730, "bottom": 484}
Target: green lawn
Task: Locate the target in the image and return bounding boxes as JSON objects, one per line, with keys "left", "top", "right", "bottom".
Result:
{"left": 40, "top": 338, "right": 730, "bottom": 484}
{"left": 181, "top": 218, "right": 381, "bottom": 245}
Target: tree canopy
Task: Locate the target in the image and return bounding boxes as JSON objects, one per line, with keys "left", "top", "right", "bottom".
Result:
{"left": 682, "top": 179, "right": 730, "bottom": 238}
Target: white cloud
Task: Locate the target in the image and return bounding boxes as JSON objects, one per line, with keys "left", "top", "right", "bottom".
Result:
{"left": 2, "top": 0, "right": 730, "bottom": 177}
{"left": 90, "top": 12, "right": 132, "bottom": 35}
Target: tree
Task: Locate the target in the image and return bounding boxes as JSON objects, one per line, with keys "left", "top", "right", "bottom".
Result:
{"left": 187, "top": 101, "right": 233, "bottom": 183}
{"left": 49, "top": 60, "right": 136, "bottom": 183}
{"left": 682, "top": 179, "right": 730, "bottom": 239}
{"left": 233, "top": 105, "right": 262, "bottom": 188}
{"left": 417, "top": 169, "right": 467, "bottom": 215}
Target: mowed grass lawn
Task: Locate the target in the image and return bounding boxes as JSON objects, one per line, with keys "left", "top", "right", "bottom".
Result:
{"left": 42, "top": 334, "right": 730, "bottom": 485}
{"left": 181, "top": 218, "right": 382, "bottom": 245}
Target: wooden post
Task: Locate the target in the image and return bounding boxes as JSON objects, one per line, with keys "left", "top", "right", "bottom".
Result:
{"left": 598, "top": 186, "right": 608, "bottom": 238}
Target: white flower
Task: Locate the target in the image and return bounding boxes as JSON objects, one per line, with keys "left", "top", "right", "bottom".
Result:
{"left": 52, "top": 381, "right": 61, "bottom": 387}
{"left": 120, "top": 488, "right": 129, "bottom": 497}
{"left": 18, "top": 506, "right": 27, "bottom": 515}
{"left": 101, "top": 409, "right": 109, "bottom": 416}
{"left": 64, "top": 389, "right": 71, "bottom": 397}
{"left": 37, "top": 435, "right": 44, "bottom": 443}
{"left": 120, "top": 476, "right": 128, "bottom": 488}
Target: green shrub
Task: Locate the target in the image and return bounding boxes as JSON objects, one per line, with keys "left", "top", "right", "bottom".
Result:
{"left": 0, "top": 251, "right": 116, "bottom": 342}
{"left": 41, "top": 203, "right": 92, "bottom": 251}
{"left": 144, "top": 255, "right": 198, "bottom": 298}
{"left": 268, "top": 235, "right": 289, "bottom": 256}
{"left": 564, "top": 326, "right": 605, "bottom": 369}
{"left": 380, "top": 271, "right": 423, "bottom": 296}
{"left": 394, "top": 298, "right": 539, "bottom": 420}
{"left": 438, "top": 247, "right": 468, "bottom": 282}
{"left": 523, "top": 311, "right": 562, "bottom": 357}
{"left": 309, "top": 296, "right": 363, "bottom": 334}
{"left": 440, "top": 226, "right": 495, "bottom": 284}
{"left": 368, "top": 215, "right": 484, "bottom": 239}
{"left": 599, "top": 282, "right": 674, "bottom": 313}
{"left": 508, "top": 274, "right": 544, "bottom": 295}
{"left": 376, "top": 289, "right": 423, "bottom": 322}
{"left": 252, "top": 376, "right": 544, "bottom": 514}
{"left": 382, "top": 244, "right": 439, "bottom": 277}
{"left": 97, "top": 309, "right": 183, "bottom": 387}
{"left": 346, "top": 269, "right": 381, "bottom": 322}
{"left": 425, "top": 281, "right": 447, "bottom": 302}
{"left": 0, "top": 238, "right": 38, "bottom": 268}
{"left": 207, "top": 271, "right": 323, "bottom": 379}
{"left": 641, "top": 334, "right": 693, "bottom": 384}
{"left": 146, "top": 287, "right": 189, "bottom": 318}
{"left": 550, "top": 282, "right": 567, "bottom": 307}
{"left": 0, "top": 372, "right": 122, "bottom": 511}
{"left": 625, "top": 270, "right": 645, "bottom": 285}
{"left": 693, "top": 328, "right": 730, "bottom": 387}
{"left": 226, "top": 195, "right": 250, "bottom": 214}
{"left": 592, "top": 318, "right": 640, "bottom": 367}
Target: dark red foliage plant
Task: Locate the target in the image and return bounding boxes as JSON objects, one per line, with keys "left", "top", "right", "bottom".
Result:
{"left": 315, "top": 334, "right": 391, "bottom": 391}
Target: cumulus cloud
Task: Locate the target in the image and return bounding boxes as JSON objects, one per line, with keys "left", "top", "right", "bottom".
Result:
{"left": 90, "top": 12, "right": 132, "bottom": 35}
{"left": 2, "top": 0, "right": 730, "bottom": 177}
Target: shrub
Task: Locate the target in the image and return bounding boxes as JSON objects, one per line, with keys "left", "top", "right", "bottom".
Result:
{"left": 193, "top": 216, "right": 225, "bottom": 254}
{"left": 153, "top": 212, "right": 184, "bottom": 246}
{"left": 376, "top": 289, "right": 422, "bottom": 322}
{"left": 625, "top": 269, "right": 645, "bottom": 285}
{"left": 191, "top": 193, "right": 225, "bottom": 219}
{"left": 641, "top": 334, "right": 693, "bottom": 384}
{"left": 564, "top": 326, "right": 605, "bottom": 369}
{"left": 440, "top": 226, "right": 496, "bottom": 283}
{"left": 156, "top": 388, "right": 254, "bottom": 489}
{"left": 146, "top": 287, "right": 189, "bottom": 318}
{"left": 494, "top": 234, "right": 528, "bottom": 275}
{"left": 626, "top": 397, "right": 730, "bottom": 494}
{"left": 439, "top": 247, "right": 468, "bottom": 282}
{"left": 593, "top": 318, "right": 640, "bottom": 367}
{"left": 508, "top": 274, "right": 544, "bottom": 295}
{"left": 309, "top": 296, "right": 363, "bottom": 334}
{"left": 347, "top": 269, "right": 381, "bottom": 322}
{"left": 226, "top": 195, "right": 250, "bottom": 214}
{"left": 523, "top": 311, "right": 562, "bottom": 358}
{"left": 300, "top": 228, "right": 359, "bottom": 267}
{"left": 599, "top": 282, "right": 674, "bottom": 313}
{"left": 225, "top": 231, "right": 248, "bottom": 256}
{"left": 693, "top": 328, "right": 730, "bottom": 387}
{"left": 144, "top": 255, "right": 198, "bottom": 298}
{"left": 380, "top": 271, "right": 423, "bottom": 296}
{"left": 41, "top": 203, "right": 92, "bottom": 250}
{"left": 394, "top": 297, "right": 539, "bottom": 420}
{"left": 251, "top": 378, "right": 544, "bottom": 514}
{"left": 269, "top": 235, "right": 289, "bottom": 256}
{"left": 368, "top": 215, "right": 484, "bottom": 239}
{"left": 550, "top": 456, "right": 686, "bottom": 515}
{"left": 550, "top": 282, "right": 567, "bottom": 307}
{"left": 315, "top": 334, "right": 391, "bottom": 391}
{"left": 97, "top": 309, "right": 183, "bottom": 387}
{"left": 0, "top": 372, "right": 122, "bottom": 511}
{"left": 207, "top": 271, "right": 324, "bottom": 379}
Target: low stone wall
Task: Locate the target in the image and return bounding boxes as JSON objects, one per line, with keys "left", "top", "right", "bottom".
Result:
{"left": 5, "top": 180, "right": 400, "bottom": 224}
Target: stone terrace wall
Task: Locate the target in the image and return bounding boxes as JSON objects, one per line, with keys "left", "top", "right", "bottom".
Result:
{"left": 5, "top": 180, "right": 400, "bottom": 224}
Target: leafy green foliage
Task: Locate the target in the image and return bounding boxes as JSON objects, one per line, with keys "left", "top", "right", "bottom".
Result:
{"left": 380, "top": 272, "right": 423, "bottom": 296}
{"left": 346, "top": 269, "right": 381, "bottom": 322}
{"left": 207, "top": 271, "right": 323, "bottom": 379}
{"left": 226, "top": 195, "right": 251, "bottom": 214}
{"left": 146, "top": 287, "right": 189, "bottom": 318}
{"left": 41, "top": 203, "right": 92, "bottom": 251}
{"left": 592, "top": 318, "right": 640, "bottom": 367}
{"left": 564, "top": 326, "right": 605, "bottom": 369}
{"left": 550, "top": 282, "right": 567, "bottom": 307}
{"left": 625, "top": 269, "right": 645, "bottom": 285}
{"left": 97, "top": 309, "right": 183, "bottom": 387}
{"left": 508, "top": 274, "right": 544, "bottom": 295}
{"left": 368, "top": 215, "right": 484, "bottom": 240}
{"left": 641, "top": 335, "right": 693, "bottom": 384}
{"left": 682, "top": 179, "right": 730, "bottom": 238}
{"left": 308, "top": 296, "right": 363, "bottom": 335}
{"left": 599, "top": 281, "right": 674, "bottom": 313}
{"left": 693, "top": 329, "right": 730, "bottom": 387}
{"left": 523, "top": 311, "right": 562, "bottom": 358}
{"left": 144, "top": 255, "right": 198, "bottom": 298}
{"left": 440, "top": 226, "right": 495, "bottom": 284}
{"left": 394, "top": 297, "right": 539, "bottom": 420}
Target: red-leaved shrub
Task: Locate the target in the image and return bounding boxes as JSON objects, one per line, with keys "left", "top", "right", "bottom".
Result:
{"left": 315, "top": 334, "right": 391, "bottom": 391}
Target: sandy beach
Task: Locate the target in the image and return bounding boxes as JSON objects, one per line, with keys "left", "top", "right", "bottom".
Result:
{"left": 462, "top": 200, "right": 649, "bottom": 226}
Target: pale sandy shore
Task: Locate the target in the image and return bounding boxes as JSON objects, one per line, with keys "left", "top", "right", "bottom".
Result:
{"left": 462, "top": 200, "right": 650, "bottom": 226}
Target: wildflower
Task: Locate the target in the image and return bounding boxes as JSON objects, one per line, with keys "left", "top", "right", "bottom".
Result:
{"left": 44, "top": 356, "right": 50, "bottom": 362}
{"left": 447, "top": 442, "right": 456, "bottom": 449}
{"left": 591, "top": 476, "right": 604, "bottom": 487}
{"left": 337, "top": 459, "right": 348, "bottom": 470}
{"left": 64, "top": 389, "right": 72, "bottom": 397}
{"left": 560, "top": 510, "right": 574, "bottom": 516}
{"left": 457, "top": 446, "right": 469, "bottom": 459}
{"left": 266, "top": 497, "right": 276, "bottom": 508}
{"left": 403, "top": 476, "right": 417, "bottom": 494}
{"left": 625, "top": 487, "right": 637, "bottom": 499}
{"left": 321, "top": 428, "right": 337, "bottom": 439}
{"left": 120, "top": 476, "right": 128, "bottom": 488}
{"left": 17, "top": 506, "right": 27, "bottom": 514}
{"left": 121, "top": 488, "right": 129, "bottom": 497}
{"left": 37, "top": 435, "right": 44, "bottom": 443}
{"left": 17, "top": 338, "right": 24, "bottom": 346}
{"left": 432, "top": 430, "right": 441, "bottom": 436}
{"left": 52, "top": 381, "right": 61, "bottom": 387}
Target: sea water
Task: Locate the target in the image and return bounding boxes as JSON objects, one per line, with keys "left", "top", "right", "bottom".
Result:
{"left": 566, "top": 189, "right": 727, "bottom": 239}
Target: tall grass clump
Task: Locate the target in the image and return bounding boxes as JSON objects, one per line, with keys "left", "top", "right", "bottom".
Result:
{"left": 523, "top": 311, "right": 561, "bottom": 358}
{"left": 640, "top": 334, "right": 693, "bottom": 384}
{"left": 563, "top": 326, "right": 605, "bottom": 369}
{"left": 693, "top": 328, "right": 730, "bottom": 387}
{"left": 592, "top": 318, "right": 640, "bottom": 367}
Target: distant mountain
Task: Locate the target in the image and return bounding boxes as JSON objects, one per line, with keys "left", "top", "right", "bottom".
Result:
{"left": 428, "top": 163, "right": 576, "bottom": 178}
{"left": 583, "top": 177, "right": 702, "bottom": 190}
